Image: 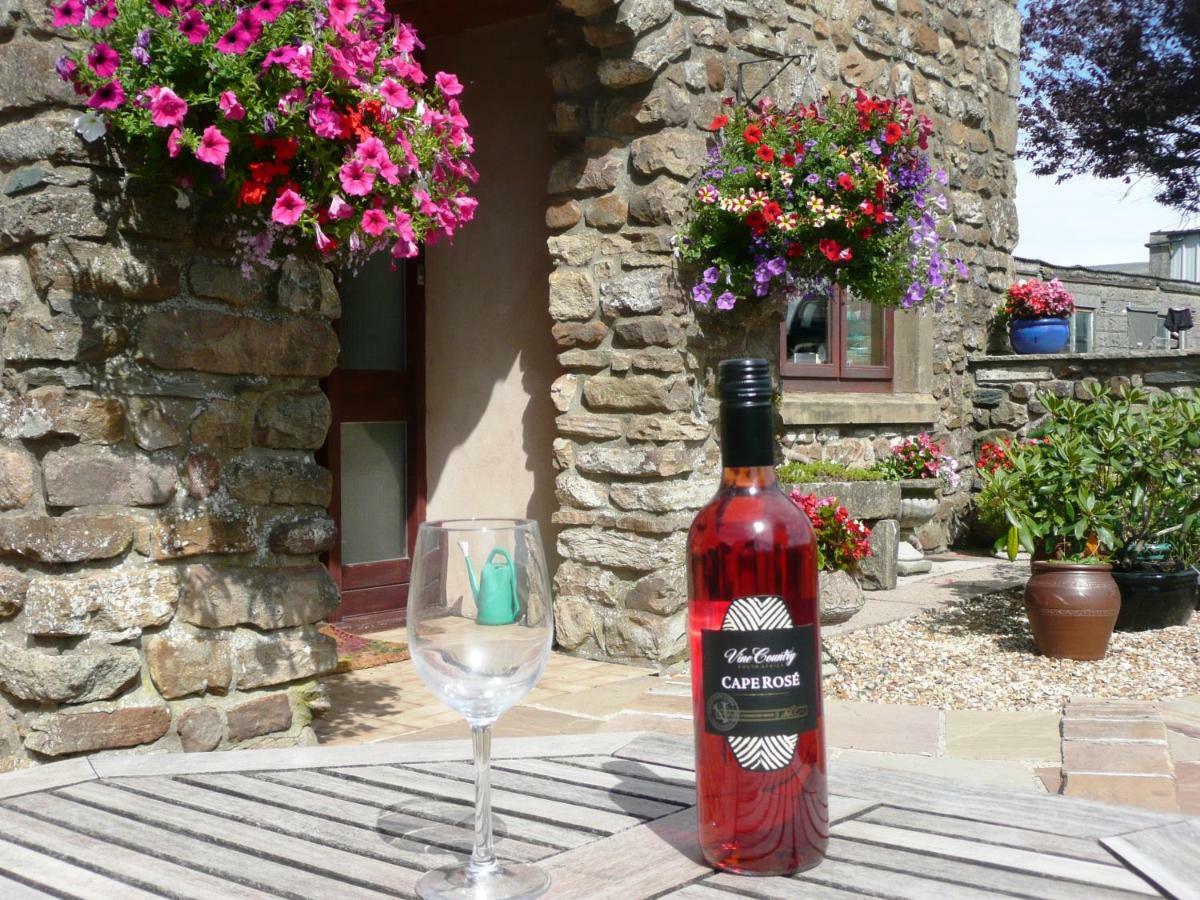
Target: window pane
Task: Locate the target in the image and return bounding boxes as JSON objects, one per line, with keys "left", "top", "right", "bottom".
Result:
{"left": 1072, "top": 310, "right": 1093, "bottom": 353}
{"left": 785, "top": 294, "right": 831, "bottom": 364}
{"left": 340, "top": 421, "right": 407, "bottom": 565}
{"left": 339, "top": 253, "right": 406, "bottom": 371}
{"left": 843, "top": 300, "right": 886, "bottom": 367}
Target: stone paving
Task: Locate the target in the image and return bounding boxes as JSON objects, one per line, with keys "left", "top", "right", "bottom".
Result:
{"left": 317, "top": 554, "right": 1200, "bottom": 816}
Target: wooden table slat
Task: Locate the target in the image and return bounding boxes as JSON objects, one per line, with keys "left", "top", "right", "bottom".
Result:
{"left": 182, "top": 772, "right": 555, "bottom": 863}
{"left": 828, "top": 831, "right": 1154, "bottom": 900}
{"left": 836, "top": 819, "right": 1158, "bottom": 895}
{"left": 550, "top": 754, "right": 696, "bottom": 789}
{"left": 705, "top": 871, "right": 867, "bottom": 899}
{"left": 330, "top": 765, "right": 645, "bottom": 835}
{"left": 1102, "top": 820, "right": 1200, "bottom": 900}
{"left": 488, "top": 757, "right": 696, "bottom": 806}
{"left": 261, "top": 769, "right": 592, "bottom": 850}
{"left": 796, "top": 854, "right": 1017, "bottom": 900}
{"left": 0, "top": 804, "right": 279, "bottom": 900}
{"left": 0, "top": 832, "right": 165, "bottom": 900}
{"left": 661, "top": 882, "right": 752, "bottom": 899}
{"left": 10, "top": 788, "right": 402, "bottom": 899}
{"left": 0, "top": 870, "right": 58, "bottom": 900}
{"left": 402, "top": 760, "right": 686, "bottom": 820}
{"left": 613, "top": 733, "right": 697, "bottom": 772}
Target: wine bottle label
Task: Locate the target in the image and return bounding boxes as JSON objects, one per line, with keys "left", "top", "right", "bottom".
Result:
{"left": 701, "top": 595, "right": 817, "bottom": 771}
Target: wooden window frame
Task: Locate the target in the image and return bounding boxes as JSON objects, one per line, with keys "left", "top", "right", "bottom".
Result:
{"left": 779, "top": 287, "right": 895, "bottom": 393}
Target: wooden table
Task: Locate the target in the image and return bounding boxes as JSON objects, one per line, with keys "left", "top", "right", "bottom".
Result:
{"left": 0, "top": 732, "right": 1196, "bottom": 899}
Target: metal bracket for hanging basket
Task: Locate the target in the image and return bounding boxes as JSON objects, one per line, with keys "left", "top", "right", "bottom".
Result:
{"left": 735, "top": 50, "right": 819, "bottom": 106}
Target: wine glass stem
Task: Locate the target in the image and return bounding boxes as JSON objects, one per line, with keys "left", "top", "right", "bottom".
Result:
{"left": 470, "top": 723, "right": 498, "bottom": 874}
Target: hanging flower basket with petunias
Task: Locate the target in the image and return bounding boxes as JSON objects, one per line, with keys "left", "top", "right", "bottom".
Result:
{"left": 53, "top": 0, "right": 478, "bottom": 272}
{"left": 675, "top": 93, "right": 966, "bottom": 312}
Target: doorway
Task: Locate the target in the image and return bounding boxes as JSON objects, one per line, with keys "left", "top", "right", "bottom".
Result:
{"left": 324, "top": 255, "right": 425, "bottom": 630}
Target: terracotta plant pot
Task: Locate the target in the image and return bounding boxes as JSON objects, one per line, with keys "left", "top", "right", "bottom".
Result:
{"left": 1024, "top": 561, "right": 1121, "bottom": 660}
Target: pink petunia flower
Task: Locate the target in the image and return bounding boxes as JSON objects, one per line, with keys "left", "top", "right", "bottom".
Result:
{"left": 87, "top": 43, "right": 120, "bottom": 79}
{"left": 51, "top": 0, "right": 85, "bottom": 26}
{"left": 167, "top": 127, "right": 183, "bottom": 158}
{"left": 361, "top": 208, "right": 389, "bottom": 236}
{"left": 325, "top": 44, "right": 360, "bottom": 84}
{"left": 149, "top": 87, "right": 187, "bottom": 128}
{"left": 215, "top": 12, "right": 260, "bottom": 54}
{"left": 218, "top": 90, "right": 245, "bottom": 120}
{"left": 178, "top": 9, "right": 209, "bottom": 43}
{"left": 252, "top": 0, "right": 286, "bottom": 23}
{"left": 308, "top": 94, "right": 343, "bottom": 139}
{"left": 261, "top": 45, "right": 297, "bottom": 69}
{"left": 195, "top": 125, "right": 229, "bottom": 167}
{"left": 286, "top": 43, "right": 313, "bottom": 80}
{"left": 376, "top": 156, "right": 400, "bottom": 185}
{"left": 393, "top": 209, "right": 415, "bottom": 242}
{"left": 87, "top": 80, "right": 125, "bottom": 110}
{"left": 379, "top": 78, "right": 413, "bottom": 109}
{"left": 327, "top": 195, "right": 354, "bottom": 220}
{"left": 355, "top": 137, "right": 388, "bottom": 167}
{"left": 314, "top": 222, "right": 335, "bottom": 254}
{"left": 435, "top": 71, "right": 463, "bottom": 97}
{"left": 271, "top": 189, "right": 306, "bottom": 226}
{"left": 338, "top": 159, "right": 375, "bottom": 196}
{"left": 453, "top": 195, "right": 479, "bottom": 224}
{"left": 326, "top": 0, "right": 357, "bottom": 28}
{"left": 88, "top": 0, "right": 117, "bottom": 27}
{"left": 393, "top": 23, "right": 423, "bottom": 54}
{"left": 149, "top": 0, "right": 174, "bottom": 15}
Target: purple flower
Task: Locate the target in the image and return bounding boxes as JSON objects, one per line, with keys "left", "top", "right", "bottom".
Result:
{"left": 702, "top": 266, "right": 720, "bottom": 285}
{"left": 753, "top": 281, "right": 769, "bottom": 297}
{"left": 903, "top": 282, "right": 925, "bottom": 308}
{"left": 262, "top": 112, "right": 276, "bottom": 133}
{"left": 955, "top": 259, "right": 969, "bottom": 280}
{"left": 135, "top": 28, "right": 152, "bottom": 50}
{"left": 913, "top": 192, "right": 926, "bottom": 209}
{"left": 766, "top": 257, "right": 787, "bottom": 277}
{"left": 716, "top": 292, "right": 736, "bottom": 311}
{"left": 936, "top": 169, "right": 949, "bottom": 185}
{"left": 132, "top": 46, "right": 151, "bottom": 66}
{"left": 868, "top": 139, "right": 882, "bottom": 156}
{"left": 692, "top": 283, "right": 712, "bottom": 305}
{"left": 805, "top": 173, "right": 820, "bottom": 185}
{"left": 730, "top": 166, "right": 747, "bottom": 175}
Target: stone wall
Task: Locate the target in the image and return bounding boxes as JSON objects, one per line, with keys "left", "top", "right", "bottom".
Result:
{"left": 1014, "top": 257, "right": 1200, "bottom": 353}
{"left": 546, "top": 0, "right": 1020, "bottom": 667}
{"left": 969, "top": 351, "right": 1200, "bottom": 453}
{"left": 0, "top": 7, "right": 338, "bottom": 766}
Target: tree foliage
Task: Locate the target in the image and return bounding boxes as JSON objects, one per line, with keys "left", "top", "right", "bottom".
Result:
{"left": 1020, "top": 0, "right": 1200, "bottom": 213}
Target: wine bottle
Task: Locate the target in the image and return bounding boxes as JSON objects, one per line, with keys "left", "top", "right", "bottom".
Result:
{"left": 687, "top": 357, "right": 828, "bottom": 875}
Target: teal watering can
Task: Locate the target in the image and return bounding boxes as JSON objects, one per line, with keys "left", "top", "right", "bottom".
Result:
{"left": 461, "top": 545, "right": 520, "bottom": 626}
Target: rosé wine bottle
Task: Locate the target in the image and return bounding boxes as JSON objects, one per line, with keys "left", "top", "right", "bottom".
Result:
{"left": 687, "top": 358, "right": 828, "bottom": 875}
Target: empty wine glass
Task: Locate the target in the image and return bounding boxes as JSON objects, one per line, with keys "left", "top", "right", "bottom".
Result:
{"left": 407, "top": 519, "right": 554, "bottom": 900}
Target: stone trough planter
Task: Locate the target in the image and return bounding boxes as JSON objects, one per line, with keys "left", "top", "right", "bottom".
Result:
{"left": 819, "top": 569, "right": 866, "bottom": 625}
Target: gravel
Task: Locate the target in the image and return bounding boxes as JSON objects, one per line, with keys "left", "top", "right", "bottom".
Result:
{"left": 825, "top": 589, "right": 1200, "bottom": 711}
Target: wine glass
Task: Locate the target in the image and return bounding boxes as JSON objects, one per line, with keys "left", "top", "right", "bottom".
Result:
{"left": 407, "top": 519, "right": 554, "bottom": 900}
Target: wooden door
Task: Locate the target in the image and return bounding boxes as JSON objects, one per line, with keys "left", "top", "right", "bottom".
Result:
{"left": 324, "top": 255, "right": 425, "bottom": 629}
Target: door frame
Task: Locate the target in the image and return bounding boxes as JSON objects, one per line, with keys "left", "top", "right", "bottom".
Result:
{"left": 322, "top": 256, "right": 427, "bottom": 632}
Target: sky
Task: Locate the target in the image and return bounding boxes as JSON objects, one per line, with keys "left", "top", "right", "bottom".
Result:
{"left": 1013, "top": 161, "right": 1199, "bottom": 267}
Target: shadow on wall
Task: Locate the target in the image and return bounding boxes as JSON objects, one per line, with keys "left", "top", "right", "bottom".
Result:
{"left": 422, "top": 14, "right": 559, "bottom": 554}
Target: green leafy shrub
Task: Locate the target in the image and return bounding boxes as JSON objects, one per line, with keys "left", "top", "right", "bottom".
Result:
{"left": 776, "top": 460, "right": 887, "bottom": 483}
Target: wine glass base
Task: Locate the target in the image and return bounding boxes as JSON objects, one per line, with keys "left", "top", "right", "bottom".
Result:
{"left": 415, "top": 861, "right": 550, "bottom": 900}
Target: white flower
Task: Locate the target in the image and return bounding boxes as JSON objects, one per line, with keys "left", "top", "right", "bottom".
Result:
{"left": 74, "top": 111, "right": 107, "bottom": 143}
{"left": 173, "top": 187, "right": 191, "bottom": 210}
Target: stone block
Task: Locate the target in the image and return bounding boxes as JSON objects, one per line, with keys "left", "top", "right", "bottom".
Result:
{"left": 0, "top": 188, "right": 112, "bottom": 251}
{"left": 1062, "top": 773, "right": 1178, "bottom": 812}
{"left": 3, "top": 310, "right": 125, "bottom": 362}
{"left": 599, "top": 269, "right": 675, "bottom": 316}
{"left": 624, "top": 567, "right": 686, "bottom": 615}
{"left": 145, "top": 632, "right": 232, "bottom": 699}
{"left": 185, "top": 451, "right": 221, "bottom": 500}
{"left": 0, "top": 565, "right": 28, "bottom": 618}
{"left": 555, "top": 472, "right": 608, "bottom": 509}
{"left": 225, "top": 453, "right": 331, "bottom": 507}
{"left": 630, "top": 348, "right": 684, "bottom": 373}
{"left": 548, "top": 269, "right": 597, "bottom": 322}
{"left": 138, "top": 308, "right": 339, "bottom": 377}
{"left": 0, "top": 643, "right": 140, "bottom": 704}
{"left": 0, "top": 444, "right": 35, "bottom": 510}
{"left": 975, "top": 366, "right": 1053, "bottom": 383}
{"left": 552, "top": 321, "right": 608, "bottom": 348}
{"left": 25, "top": 705, "right": 171, "bottom": 757}
{"left": 0, "top": 39, "right": 77, "bottom": 111}
{"left": 628, "top": 178, "right": 689, "bottom": 225}
{"left": 859, "top": 518, "right": 898, "bottom": 591}
{"left": 576, "top": 445, "right": 697, "bottom": 477}
{"left": 232, "top": 627, "right": 337, "bottom": 690}
{"left": 191, "top": 398, "right": 254, "bottom": 448}
{"left": 584, "top": 194, "right": 629, "bottom": 229}
{"left": 178, "top": 706, "right": 223, "bottom": 752}
{"left": 277, "top": 258, "right": 340, "bottom": 318}
{"left": 598, "top": 18, "right": 689, "bottom": 87}
{"left": 43, "top": 445, "right": 176, "bottom": 507}
{"left": 583, "top": 374, "right": 691, "bottom": 412}
{"left": 554, "top": 598, "right": 596, "bottom": 651}
{"left": 602, "top": 608, "right": 685, "bottom": 664}
{"left": 189, "top": 258, "right": 269, "bottom": 307}
{"left": 559, "top": 0, "right": 617, "bottom": 15}
{"left": 547, "top": 233, "right": 600, "bottom": 266}
{"left": 972, "top": 387, "right": 1004, "bottom": 408}
{"left": 630, "top": 130, "right": 709, "bottom": 179}
{"left": 226, "top": 692, "right": 293, "bottom": 742}
{"left": 150, "top": 510, "right": 255, "bottom": 559}
{"left": 181, "top": 563, "right": 338, "bottom": 630}
{"left": 610, "top": 478, "right": 714, "bottom": 513}
{"left": 17, "top": 387, "right": 124, "bottom": 444}
{"left": 268, "top": 515, "right": 337, "bottom": 555}
{"left": 558, "top": 528, "right": 682, "bottom": 572}
{"left": 555, "top": 413, "right": 624, "bottom": 440}
{"left": 782, "top": 481, "right": 901, "bottom": 521}
{"left": 0, "top": 110, "right": 89, "bottom": 167}
{"left": 548, "top": 153, "right": 620, "bottom": 196}
{"left": 30, "top": 240, "right": 180, "bottom": 302}
{"left": 555, "top": 561, "right": 623, "bottom": 608}
{"left": 613, "top": 315, "right": 685, "bottom": 348}
{"left": 0, "top": 513, "right": 133, "bottom": 563}
{"left": 1062, "top": 739, "right": 1173, "bottom": 776}
{"left": 546, "top": 200, "right": 582, "bottom": 230}
{"left": 24, "top": 567, "right": 179, "bottom": 636}
{"left": 254, "top": 392, "right": 331, "bottom": 449}
{"left": 819, "top": 569, "right": 866, "bottom": 625}
{"left": 128, "top": 398, "right": 184, "bottom": 451}
{"left": 626, "top": 413, "right": 710, "bottom": 442}
{"left": 0, "top": 254, "right": 34, "bottom": 314}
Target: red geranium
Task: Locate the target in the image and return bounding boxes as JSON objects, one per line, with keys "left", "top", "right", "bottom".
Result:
{"left": 745, "top": 209, "right": 769, "bottom": 236}
{"left": 710, "top": 114, "right": 729, "bottom": 131}
{"left": 762, "top": 200, "right": 782, "bottom": 222}
{"left": 819, "top": 238, "right": 852, "bottom": 263}
{"left": 756, "top": 144, "right": 775, "bottom": 163}
{"left": 837, "top": 173, "right": 855, "bottom": 191}
{"left": 237, "top": 180, "right": 267, "bottom": 206}
{"left": 884, "top": 121, "right": 905, "bottom": 145}
{"left": 789, "top": 491, "right": 872, "bottom": 574}
{"left": 743, "top": 124, "right": 763, "bottom": 144}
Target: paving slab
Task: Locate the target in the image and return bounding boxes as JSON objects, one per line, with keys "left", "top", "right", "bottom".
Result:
{"left": 1175, "top": 761, "right": 1200, "bottom": 815}
{"left": 944, "top": 709, "right": 1061, "bottom": 762}
{"left": 1063, "top": 773, "right": 1179, "bottom": 813}
{"left": 1160, "top": 696, "right": 1200, "bottom": 739}
{"left": 825, "top": 699, "right": 940, "bottom": 756}
{"left": 524, "top": 675, "right": 660, "bottom": 720}
{"left": 827, "top": 748, "right": 1043, "bottom": 792}
{"left": 1062, "top": 718, "right": 1168, "bottom": 742}
{"left": 1063, "top": 740, "right": 1173, "bottom": 776}
{"left": 1166, "top": 729, "right": 1200, "bottom": 763}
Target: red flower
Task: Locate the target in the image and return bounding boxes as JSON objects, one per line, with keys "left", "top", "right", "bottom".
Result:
{"left": 272, "top": 137, "right": 298, "bottom": 161}
{"left": 781, "top": 152, "right": 796, "bottom": 167}
{"left": 237, "top": 180, "right": 268, "bottom": 206}
{"left": 884, "top": 121, "right": 905, "bottom": 145}
{"left": 837, "top": 173, "right": 855, "bottom": 191}
{"left": 745, "top": 210, "right": 769, "bottom": 236}
{"left": 709, "top": 114, "right": 729, "bottom": 131}
{"left": 786, "top": 242, "right": 804, "bottom": 258}
{"left": 762, "top": 201, "right": 782, "bottom": 223}
{"left": 743, "top": 124, "right": 763, "bottom": 144}
{"left": 819, "top": 238, "right": 852, "bottom": 263}
{"left": 756, "top": 144, "right": 775, "bottom": 163}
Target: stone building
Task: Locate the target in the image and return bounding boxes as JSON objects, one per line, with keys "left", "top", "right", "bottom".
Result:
{"left": 0, "top": 0, "right": 1018, "bottom": 766}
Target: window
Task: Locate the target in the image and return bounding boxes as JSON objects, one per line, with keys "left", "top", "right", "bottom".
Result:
{"left": 779, "top": 287, "right": 893, "bottom": 391}
{"left": 1069, "top": 309, "right": 1094, "bottom": 353}
{"left": 1170, "top": 233, "right": 1200, "bottom": 282}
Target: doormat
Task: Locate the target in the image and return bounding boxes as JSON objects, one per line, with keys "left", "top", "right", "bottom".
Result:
{"left": 319, "top": 624, "right": 410, "bottom": 673}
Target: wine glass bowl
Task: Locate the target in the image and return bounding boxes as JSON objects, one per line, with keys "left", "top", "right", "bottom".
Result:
{"left": 407, "top": 518, "right": 553, "bottom": 900}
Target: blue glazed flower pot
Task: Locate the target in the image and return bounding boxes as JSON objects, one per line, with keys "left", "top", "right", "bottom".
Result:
{"left": 1009, "top": 317, "right": 1070, "bottom": 354}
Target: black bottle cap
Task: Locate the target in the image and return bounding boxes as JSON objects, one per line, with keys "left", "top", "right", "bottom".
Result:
{"left": 718, "top": 358, "right": 773, "bottom": 407}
